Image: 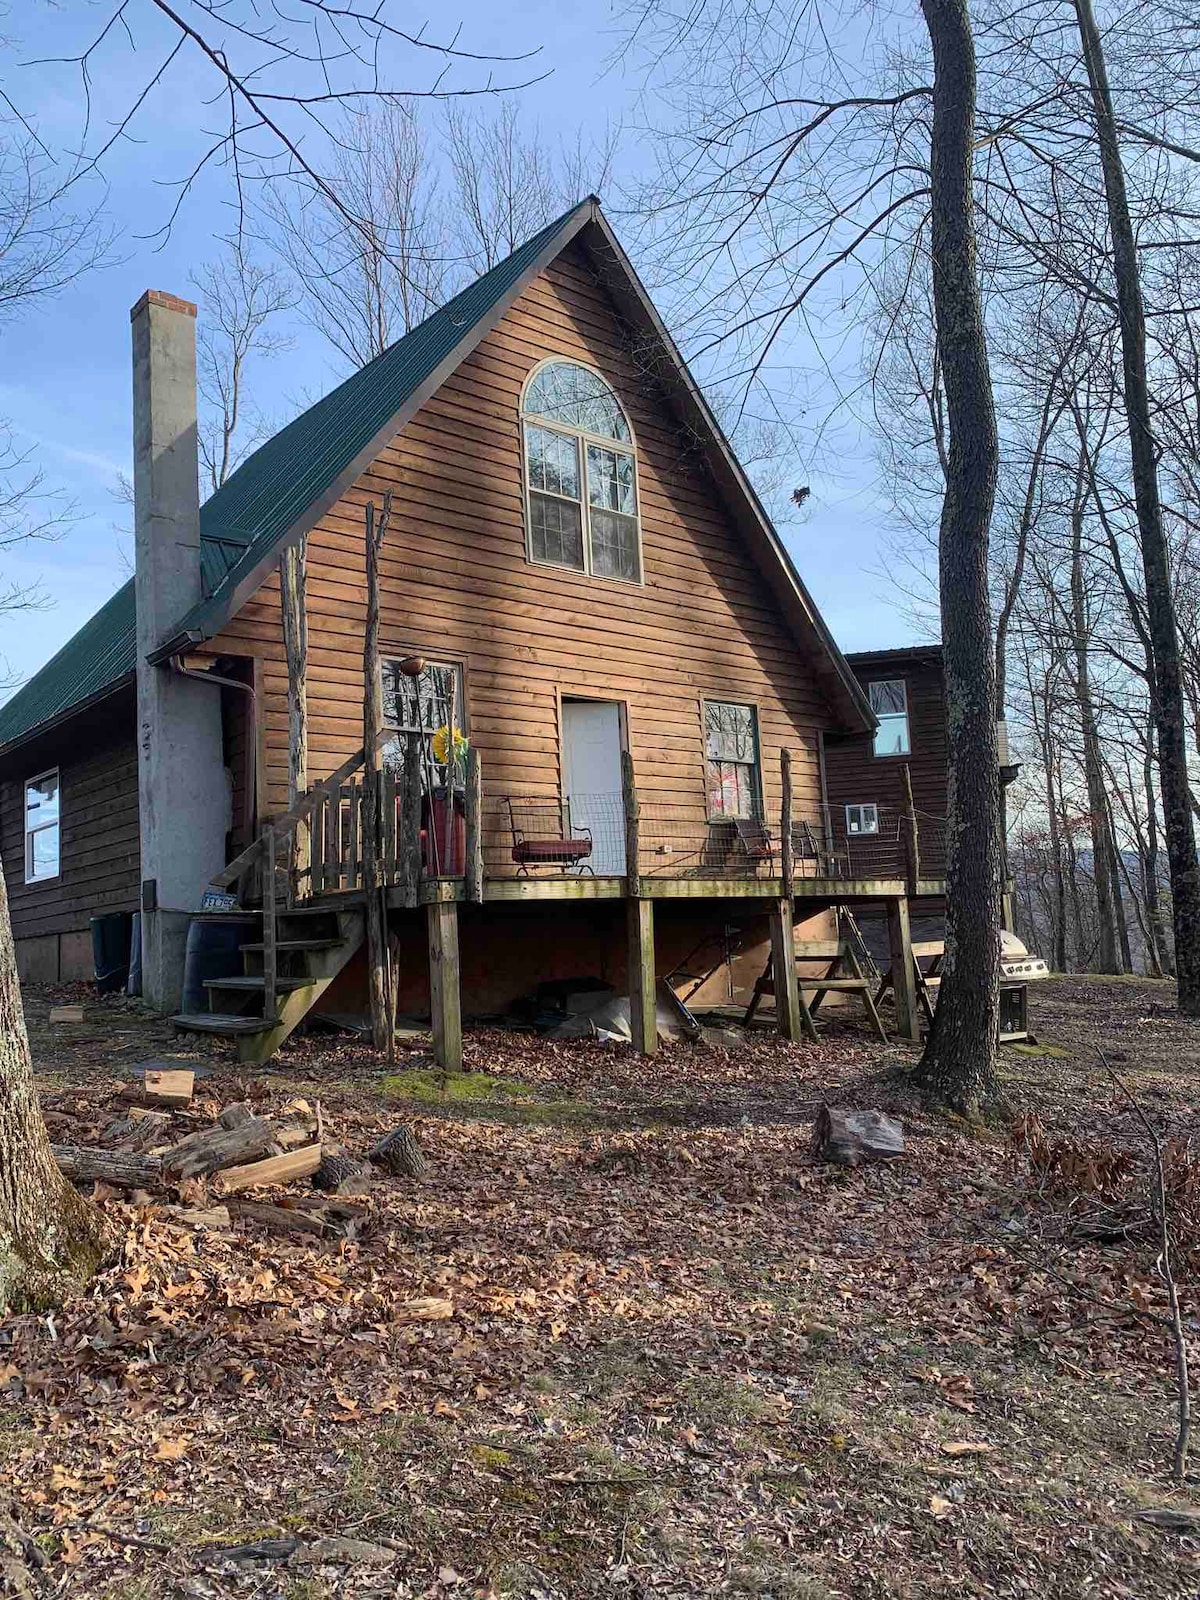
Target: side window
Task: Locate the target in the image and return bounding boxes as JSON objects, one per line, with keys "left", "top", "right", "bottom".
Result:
{"left": 845, "top": 803, "right": 879, "bottom": 836}
{"left": 869, "top": 679, "right": 910, "bottom": 757}
{"left": 704, "top": 701, "right": 761, "bottom": 818}
{"left": 381, "top": 659, "right": 466, "bottom": 791}
{"left": 25, "top": 769, "right": 60, "bottom": 882}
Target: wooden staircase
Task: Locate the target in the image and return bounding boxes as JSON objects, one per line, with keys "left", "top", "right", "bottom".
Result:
{"left": 171, "top": 902, "right": 365, "bottom": 1063}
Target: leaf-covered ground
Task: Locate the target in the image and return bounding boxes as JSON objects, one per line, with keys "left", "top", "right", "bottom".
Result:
{"left": 7, "top": 976, "right": 1200, "bottom": 1598}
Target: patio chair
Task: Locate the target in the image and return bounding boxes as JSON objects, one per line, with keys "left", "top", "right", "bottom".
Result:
{"left": 732, "top": 816, "right": 775, "bottom": 875}
{"left": 507, "top": 798, "right": 594, "bottom": 875}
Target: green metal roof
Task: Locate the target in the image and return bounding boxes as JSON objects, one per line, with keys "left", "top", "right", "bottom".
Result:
{"left": 0, "top": 580, "right": 136, "bottom": 748}
{"left": 0, "top": 201, "right": 591, "bottom": 754}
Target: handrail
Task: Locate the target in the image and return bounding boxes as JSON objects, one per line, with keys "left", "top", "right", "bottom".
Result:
{"left": 209, "top": 745, "right": 367, "bottom": 891}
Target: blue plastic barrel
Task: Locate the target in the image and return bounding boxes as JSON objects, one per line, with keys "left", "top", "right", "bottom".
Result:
{"left": 181, "top": 919, "right": 249, "bottom": 1014}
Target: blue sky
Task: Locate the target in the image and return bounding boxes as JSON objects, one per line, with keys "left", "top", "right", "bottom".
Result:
{"left": 0, "top": 0, "right": 916, "bottom": 697}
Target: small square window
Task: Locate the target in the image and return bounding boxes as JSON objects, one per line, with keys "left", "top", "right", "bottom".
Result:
{"left": 869, "top": 679, "right": 910, "bottom": 757}
{"left": 25, "top": 769, "right": 60, "bottom": 882}
{"left": 845, "top": 803, "right": 879, "bottom": 836}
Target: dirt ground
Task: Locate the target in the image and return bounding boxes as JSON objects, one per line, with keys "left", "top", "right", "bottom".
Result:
{"left": 7, "top": 975, "right": 1200, "bottom": 1598}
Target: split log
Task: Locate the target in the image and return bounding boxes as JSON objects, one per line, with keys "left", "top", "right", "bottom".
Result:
{"left": 812, "top": 1107, "right": 905, "bottom": 1167}
{"left": 215, "top": 1144, "right": 322, "bottom": 1193}
{"left": 49, "top": 1005, "right": 85, "bottom": 1024}
{"left": 369, "top": 1126, "right": 426, "bottom": 1177}
{"left": 143, "top": 1069, "right": 194, "bottom": 1108}
{"left": 52, "top": 1146, "right": 163, "bottom": 1189}
{"left": 227, "top": 1199, "right": 334, "bottom": 1238}
{"left": 161, "top": 1118, "right": 279, "bottom": 1181}
{"left": 218, "top": 1102, "right": 255, "bottom": 1130}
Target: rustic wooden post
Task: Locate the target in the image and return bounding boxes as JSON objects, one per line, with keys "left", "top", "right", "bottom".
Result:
{"left": 280, "top": 538, "right": 308, "bottom": 900}
{"left": 362, "top": 494, "right": 395, "bottom": 1057}
{"left": 399, "top": 733, "right": 423, "bottom": 909}
{"left": 900, "top": 762, "right": 920, "bottom": 893}
{"left": 263, "top": 825, "right": 277, "bottom": 1022}
{"left": 769, "top": 897, "right": 803, "bottom": 1042}
{"left": 780, "top": 747, "right": 795, "bottom": 900}
{"left": 621, "top": 749, "right": 641, "bottom": 892}
{"left": 427, "top": 897, "right": 463, "bottom": 1071}
{"left": 626, "top": 897, "right": 657, "bottom": 1055}
{"left": 886, "top": 893, "right": 921, "bottom": 1043}
{"left": 464, "top": 746, "right": 484, "bottom": 903}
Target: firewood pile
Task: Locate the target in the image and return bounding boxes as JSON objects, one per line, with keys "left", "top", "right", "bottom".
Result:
{"left": 43, "top": 1067, "right": 424, "bottom": 1243}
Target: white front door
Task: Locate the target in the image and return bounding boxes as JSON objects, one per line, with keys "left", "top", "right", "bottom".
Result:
{"left": 562, "top": 699, "right": 626, "bottom": 874}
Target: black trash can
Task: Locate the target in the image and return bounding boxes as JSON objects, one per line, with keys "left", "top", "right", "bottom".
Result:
{"left": 91, "top": 912, "right": 134, "bottom": 994}
{"left": 181, "top": 918, "right": 250, "bottom": 1014}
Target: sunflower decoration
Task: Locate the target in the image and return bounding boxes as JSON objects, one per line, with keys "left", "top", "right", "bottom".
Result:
{"left": 431, "top": 724, "right": 469, "bottom": 771}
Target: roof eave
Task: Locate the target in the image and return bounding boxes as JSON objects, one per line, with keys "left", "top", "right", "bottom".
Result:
{"left": 0, "top": 671, "right": 135, "bottom": 763}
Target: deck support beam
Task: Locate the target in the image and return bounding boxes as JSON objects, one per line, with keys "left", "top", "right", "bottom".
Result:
{"left": 886, "top": 894, "right": 921, "bottom": 1043}
{"left": 427, "top": 899, "right": 463, "bottom": 1071}
{"left": 769, "top": 897, "right": 804, "bottom": 1043}
{"left": 626, "top": 896, "right": 657, "bottom": 1055}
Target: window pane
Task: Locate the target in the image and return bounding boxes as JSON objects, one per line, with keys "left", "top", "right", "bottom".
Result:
{"left": 525, "top": 362, "right": 631, "bottom": 441}
{"left": 869, "top": 679, "right": 906, "bottom": 716}
{"left": 589, "top": 509, "right": 640, "bottom": 581}
{"left": 530, "top": 492, "right": 585, "bottom": 570}
{"left": 29, "top": 822, "right": 59, "bottom": 878}
{"left": 586, "top": 445, "right": 635, "bottom": 513}
{"left": 525, "top": 423, "right": 580, "bottom": 501}
{"left": 873, "top": 712, "right": 910, "bottom": 757}
{"left": 383, "top": 661, "right": 461, "bottom": 736}
{"left": 26, "top": 773, "right": 59, "bottom": 825}
{"left": 705, "top": 701, "right": 757, "bottom": 763}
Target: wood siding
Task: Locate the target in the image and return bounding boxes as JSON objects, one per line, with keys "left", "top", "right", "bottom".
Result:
{"left": 204, "top": 241, "right": 837, "bottom": 841}
{"left": 0, "top": 688, "right": 140, "bottom": 945}
{"left": 823, "top": 654, "right": 948, "bottom": 825}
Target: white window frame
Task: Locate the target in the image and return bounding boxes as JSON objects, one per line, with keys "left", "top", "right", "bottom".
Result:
{"left": 869, "top": 678, "right": 911, "bottom": 758}
{"left": 521, "top": 359, "right": 644, "bottom": 586}
{"left": 380, "top": 656, "right": 466, "bottom": 792}
{"left": 703, "top": 699, "right": 763, "bottom": 821}
{"left": 24, "top": 767, "right": 61, "bottom": 884}
{"left": 845, "top": 803, "right": 879, "bottom": 836}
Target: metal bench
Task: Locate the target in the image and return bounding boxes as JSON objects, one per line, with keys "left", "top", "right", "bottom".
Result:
{"left": 507, "top": 799, "right": 594, "bottom": 875}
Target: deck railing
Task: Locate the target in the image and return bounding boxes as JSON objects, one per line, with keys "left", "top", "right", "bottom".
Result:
{"left": 213, "top": 748, "right": 947, "bottom": 905}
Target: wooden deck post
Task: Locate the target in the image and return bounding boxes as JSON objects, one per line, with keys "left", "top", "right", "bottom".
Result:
{"left": 886, "top": 893, "right": 921, "bottom": 1043}
{"left": 427, "top": 898, "right": 463, "bottom": 1071}
{"left": 780, "top": 748, "right": 795, "bottom": 900}
{"left": 464, "top": 746, "right": 484, "bottom": 903}
{"left": 621, "top": 749, "right": 641, "bottom": 893}
{"left": 769, "top": 897, "right": 803, "bottom": 1042}
{"left": 900, "top": 763, "right": 920, "bottom": 894}
{"left": 626, "top": 896, "right": 657, "bottom": 1055}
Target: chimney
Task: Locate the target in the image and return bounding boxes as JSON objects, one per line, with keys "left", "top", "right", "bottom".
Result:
{"left": 131, "top": 290, "right": 230, "bottom": 1012}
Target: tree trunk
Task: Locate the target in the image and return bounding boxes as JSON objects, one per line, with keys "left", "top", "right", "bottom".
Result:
{"left": 280, "top": 537, "right": 309, "bottom": 893}
{"left": 362, "top": 495, "right": 395, "bottom": 1057}
{"left": 912, "top": 0, "right": 1002, "bottom": 1111}
{"left": 0, "top": 867, "right": 113, "bottom": 1311}
{"left": 1144, "top": 727, "right": 1172, "bottom": 975}
{"left": 1073, "top": 0, "right": 1200, "bottom": 1011}
{"left": 1069, "top": 462, "right": 1121, "bottom": 972}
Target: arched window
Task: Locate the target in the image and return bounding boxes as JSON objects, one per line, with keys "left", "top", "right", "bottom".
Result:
{"left": 522, "top": 360, "right": 641, "bottom": 583}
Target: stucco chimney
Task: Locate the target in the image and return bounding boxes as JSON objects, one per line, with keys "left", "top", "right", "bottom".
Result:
{"left": 131, "top": 290, "right": 229, "bottom": 1012}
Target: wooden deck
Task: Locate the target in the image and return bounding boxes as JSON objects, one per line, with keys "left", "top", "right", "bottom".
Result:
{"left": 387, "top": 873, "right": 947, "bottom": 905}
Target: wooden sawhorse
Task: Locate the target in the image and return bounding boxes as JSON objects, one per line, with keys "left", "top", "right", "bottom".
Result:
{"left": 744, "top": 938, "right": 889, "bottom": 1043}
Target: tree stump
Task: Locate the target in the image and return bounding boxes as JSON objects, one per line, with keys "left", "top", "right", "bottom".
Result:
{"left": 369, "top": 1126, "right": 426, "bottom": 1177}
{"left": 812, "top": 1107, "right": 905, "bottom": 1167}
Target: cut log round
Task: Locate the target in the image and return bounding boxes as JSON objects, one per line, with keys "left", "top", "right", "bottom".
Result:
{"left": 811, "top": 1107, "right": 905, "bottom": 1166}
{"left": 52, "top": 1146, "right": 163, "bottom": 1189}
{"left": 369, "top": 1126, "right": 426, "bottom": 1178}
{"left": 218, "top": 1102, "right": 255, "bottom": 1130}
{"left": 313, "top": 1153, "right": 370, "bottom": 1193}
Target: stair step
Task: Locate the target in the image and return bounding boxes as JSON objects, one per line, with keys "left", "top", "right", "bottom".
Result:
{"left": 171, "top": 1013, "right": 273, "bottom": 1035}
{"left": 204, "top": 975, "right": 312, "bottom": 994}
{"left": 192, "top": 909, "right": 262, "bottom": 922}
{"left": 240, "top": 939, "right": 344, "bottom": 953}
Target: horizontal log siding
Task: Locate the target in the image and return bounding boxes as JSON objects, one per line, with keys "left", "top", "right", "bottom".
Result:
{"left": 0, "top": 690, "right": 140, "bottom": 941}
{"left": 205, "top": 243, "right": 835, "bottom": 834}
{"left": 823, "top": 658, "right": 948, "bottom": 822}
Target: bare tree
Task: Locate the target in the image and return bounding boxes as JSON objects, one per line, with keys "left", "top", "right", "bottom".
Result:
{"left": 192, "top": 246, "right": 295, "bottom": 492}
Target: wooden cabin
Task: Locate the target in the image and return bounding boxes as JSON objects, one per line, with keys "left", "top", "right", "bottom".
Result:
{"left": 0, "top": 200, "right": 941, "bottom": 1056}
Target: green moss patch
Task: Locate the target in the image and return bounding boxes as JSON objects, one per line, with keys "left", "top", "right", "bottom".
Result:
{"left": 379, "top": 1068, "right": 535, "bottom": 1102}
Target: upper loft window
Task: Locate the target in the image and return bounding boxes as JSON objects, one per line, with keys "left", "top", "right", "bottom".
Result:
{"left": 522, "top": 360, "right": 641, "bottom": 584}
{"left": 869, "top": 679, "right": 911, "bottom": 757}
{"left": 24, "top": 769, "right": 60, "bottom": 883}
